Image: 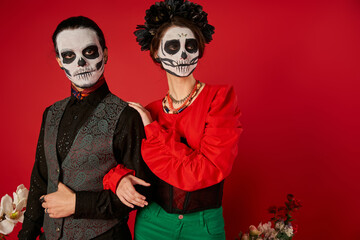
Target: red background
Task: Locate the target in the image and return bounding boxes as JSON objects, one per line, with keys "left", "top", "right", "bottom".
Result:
{"left": 1, "top": 0, "right": 359, "bottom": 239}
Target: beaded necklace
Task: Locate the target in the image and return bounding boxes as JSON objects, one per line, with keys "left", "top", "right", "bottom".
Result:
{"left": 169, "top": 91, "right": 192, "bottom": 104}
{"left": 163, "top": 80, "right": 202, "bottom": 114}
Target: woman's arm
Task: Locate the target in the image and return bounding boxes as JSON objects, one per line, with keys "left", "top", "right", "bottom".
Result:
{"left": 141, "top": 86, "right": 242, "bottom": 191}
{"left": 103, "top": 108, "right": 151, "bottom": 208}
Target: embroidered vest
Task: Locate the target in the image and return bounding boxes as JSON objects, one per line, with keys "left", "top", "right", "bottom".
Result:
{"left": 43, "top": 93, "right": 127, "bottom": 239}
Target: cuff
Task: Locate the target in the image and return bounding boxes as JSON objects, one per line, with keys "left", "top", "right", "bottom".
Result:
{"left": 144, "top": 121, "right": 161, "bottom": 139}
{"left": 74, "top": 191, "right": 96, "bottom": 218}
{"left": 103, "top": 165, "right": 135, "bottom": 193}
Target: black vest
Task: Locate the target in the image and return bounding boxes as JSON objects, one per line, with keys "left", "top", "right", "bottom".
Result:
{"left": 43, "top": 93, "right": 127, "bottom": 239}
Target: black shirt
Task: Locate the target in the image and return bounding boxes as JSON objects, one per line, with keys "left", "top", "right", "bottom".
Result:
{"left": 18, "top": 82, "right": 150, "bottom": 239}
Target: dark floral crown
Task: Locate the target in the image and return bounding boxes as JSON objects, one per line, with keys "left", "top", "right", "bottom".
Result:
{"left": 134, "top": 0, "right": 215, "bottom": 51}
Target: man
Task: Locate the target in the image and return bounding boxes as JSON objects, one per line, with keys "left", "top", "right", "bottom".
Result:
{"left": 18, "top": 16, "right": 151, "bottom": 240}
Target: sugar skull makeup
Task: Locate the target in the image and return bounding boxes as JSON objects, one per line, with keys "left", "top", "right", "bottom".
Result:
{"left": 56, "top": 28, "right": 105, "bottom": 88}
{"left": 158, "top": 27, "right": 199, "bottom": 77}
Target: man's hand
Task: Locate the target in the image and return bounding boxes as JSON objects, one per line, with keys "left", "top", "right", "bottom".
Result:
{"left": 116, "top": 174, "right": 150, "bottom": 208}
{"left": 41, "top": 182, "right": 76, "bottom": 218}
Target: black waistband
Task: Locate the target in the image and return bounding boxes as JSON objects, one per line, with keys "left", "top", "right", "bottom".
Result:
{"left": 154, "top": 179, "right": 224, "bottom": 214}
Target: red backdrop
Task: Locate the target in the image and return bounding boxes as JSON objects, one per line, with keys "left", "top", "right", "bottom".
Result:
{"left": 1, "top": 0, "right": 359, "bottom": 239}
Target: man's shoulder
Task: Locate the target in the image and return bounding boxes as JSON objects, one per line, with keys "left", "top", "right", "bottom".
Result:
{"left": 48, "top": 96, "right": 71, "bottom": 109}
{"left": 104, "top": 93, "right": 128, "bottom": 108}
{"left": 121, "top": 105, "right": 142, "bottom": 122}
{"left": 40, "top": 96, "right": 71, "bottom": 122}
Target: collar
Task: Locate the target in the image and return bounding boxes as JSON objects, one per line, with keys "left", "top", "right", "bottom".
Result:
{"left": 71, "top": 75, "right": 106, "bottom": 100}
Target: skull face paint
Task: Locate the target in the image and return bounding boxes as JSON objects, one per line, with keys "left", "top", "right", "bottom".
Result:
{"left": 158, "top": 27, "right": 199, "bottom": 77}
{"left": 56, "top": 28, "right": 105, "bottom": 88}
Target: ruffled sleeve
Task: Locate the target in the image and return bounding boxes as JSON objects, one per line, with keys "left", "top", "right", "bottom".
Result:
{"left": 142, "top": 86, "right": 242, "bottom": 191}
{"left": 103, "top": 165, "right": 135, "bottom": 193}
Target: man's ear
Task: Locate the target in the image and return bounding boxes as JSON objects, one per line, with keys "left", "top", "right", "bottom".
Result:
{"left": 104, "top": 48, "right": 108, "bottom": 64}
{"left": 56, "top": 57, "right": 63, "bottom": 68}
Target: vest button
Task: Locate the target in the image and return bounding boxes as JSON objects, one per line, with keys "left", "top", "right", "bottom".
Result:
{"left": 178, "top": 215, "right": 183, "bottom": 220}
{"left": 56, "top": 169, "right": 60, "bottom": 173}
{"left": 56, "top": 227, "right": 60, "bottom": 232}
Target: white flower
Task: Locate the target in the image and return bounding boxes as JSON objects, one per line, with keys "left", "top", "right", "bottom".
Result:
{"left": 258, "top": 221, "right": 272, "bottom": 232}
{"left": 275, "top": 221, "right": 285, "bottom": 231}
{"left": 0, "top": 185, "right": 29, "bottom": 235}
{"left": 267, "top": 229, "right": 278, "bottom": 239}
{"left": 258, "top": 222, "right": 277, "bottom": 240}
{"left": 0, "top": 194, "right": 16, "bottom": 235}
{"left": 12, "top": 184, "right": 28, "bottom": 223}
{"left": 283, "top": 225, "right": 294, "bottom": 237}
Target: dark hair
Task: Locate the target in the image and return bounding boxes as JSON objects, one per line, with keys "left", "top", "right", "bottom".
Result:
{"left": 149, "top": 16, "right": 206, "bottom": 65}
{"left": 52, "top": 16, "right": 106, "bottom": 57}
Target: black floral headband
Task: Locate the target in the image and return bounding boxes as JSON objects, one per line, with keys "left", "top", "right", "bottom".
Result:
{"left": 134, "top": 0, "right": 215, "bottom": 51}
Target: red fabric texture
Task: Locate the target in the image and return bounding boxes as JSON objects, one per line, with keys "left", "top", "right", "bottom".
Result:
{"left": 103, "top": 84, "right": 242, "bottom": 192}
{"left": 142, "top": 84, "right": 242, "bottom": 191}
{"left": 103, "top": 164, "right": 135, "bottom": 193}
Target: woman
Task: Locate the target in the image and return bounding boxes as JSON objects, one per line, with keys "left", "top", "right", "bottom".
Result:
{"left": 103, "top": 1, "right": 242, "bottom": 239}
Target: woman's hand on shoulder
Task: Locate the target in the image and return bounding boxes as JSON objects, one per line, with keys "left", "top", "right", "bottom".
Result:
{"left": 116, "top": 174, "right": 150, "bottom": 208}
{"left": 128, "top": 102, "right": 153, "bottom": 126}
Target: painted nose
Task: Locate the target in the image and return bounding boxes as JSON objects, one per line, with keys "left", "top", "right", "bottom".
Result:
{"left": 78, "top": 58, "right": 86, "bottom": 67}
{"left": 181, "top": 51, "right": 187, "bottom": 59}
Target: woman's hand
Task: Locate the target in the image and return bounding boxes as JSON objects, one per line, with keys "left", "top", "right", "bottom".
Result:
{"left": 116, "top": 174, "right": 150, "bottom": 208}
{"left": 128, "top": 102, "right": 153, "bottom": 126}
{"left": 40, "top": 182, "right": 75, "bottom": 219}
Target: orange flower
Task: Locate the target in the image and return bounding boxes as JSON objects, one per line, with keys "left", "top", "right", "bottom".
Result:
{"left": 249, "top": 225, "right": 261, "bottom": 236}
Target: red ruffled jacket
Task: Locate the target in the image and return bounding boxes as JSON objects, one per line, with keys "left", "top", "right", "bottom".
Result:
{"left": 104, "top": 84, "right": 242, "bottom": 193}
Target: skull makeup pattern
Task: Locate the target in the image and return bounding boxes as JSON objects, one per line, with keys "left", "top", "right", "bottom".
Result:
{"left": 158, "top": 27, "right": 199, "bottom": 77}
{"left": 56, "top": 28, "right": 105, "bottom": 88}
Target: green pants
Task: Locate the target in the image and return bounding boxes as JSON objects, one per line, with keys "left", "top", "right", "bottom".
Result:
{"left": 134, "top": 202, "right": 225, "bottom": 240}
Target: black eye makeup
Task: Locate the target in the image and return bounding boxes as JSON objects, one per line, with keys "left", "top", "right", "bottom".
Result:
{"left": 82, "top": 45, "right": 99, "bottom": 59}
{"left": 185, "top": 39, "right": 198, "bottom": 53}
{"left": 164, "top": 40, "right": 181, "bottom": 55}
{"left": 61, "top": 51, "right": 76, "bottom": 64}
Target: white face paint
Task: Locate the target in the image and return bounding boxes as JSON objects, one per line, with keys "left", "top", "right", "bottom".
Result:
{"left": 56, "top": 28, "right": 105, "bottom": 88}
{"left": 158, "top": 27, "right": 199, "bottom": 77}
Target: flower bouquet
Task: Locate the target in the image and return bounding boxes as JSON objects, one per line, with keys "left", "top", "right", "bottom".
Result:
{"left": 0, "top": 185, "right": 29, "bottom": 239}
{"left": 238, "top": 194, "right": 302, "bottom": 240}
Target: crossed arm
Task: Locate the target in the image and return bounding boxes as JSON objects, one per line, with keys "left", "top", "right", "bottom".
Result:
{"left": 106, "top": 87, "right": 242, "bottom": 207}
{"left": 19, "top": 106, "right": 151, "bottom": 239}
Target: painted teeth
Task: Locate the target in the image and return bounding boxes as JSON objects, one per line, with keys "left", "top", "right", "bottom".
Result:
{"left": 175, "top": 60, "right": 191, "bottom": 73}
{"left": 176, "top": 65, "right": 190, "bottom": 73}
{"left": 76, "top": 72, "right": 93, "bottom": 80}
